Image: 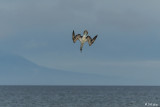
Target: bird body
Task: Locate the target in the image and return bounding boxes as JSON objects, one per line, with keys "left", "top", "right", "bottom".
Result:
{"left": 72, "top": 30, "right": 98, "bottom": 52}
{"left": 80, "top": 35, "right": 87, "bottom": 43}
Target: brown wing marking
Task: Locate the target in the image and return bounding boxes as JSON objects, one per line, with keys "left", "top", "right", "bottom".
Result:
{"left": 87, "top": 35, "right": 98, "bottom": 46}
{"left": 72, "top": 30, "right": 82, "bottom": 43}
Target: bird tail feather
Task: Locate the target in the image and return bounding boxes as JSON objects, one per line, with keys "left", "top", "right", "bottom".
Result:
{"left": 80, "top": 43, "right": 84, "bottom": 52}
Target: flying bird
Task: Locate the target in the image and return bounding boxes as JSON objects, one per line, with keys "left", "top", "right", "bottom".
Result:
{"left": 72, "top": 30, "right": 98, "bottom": 52}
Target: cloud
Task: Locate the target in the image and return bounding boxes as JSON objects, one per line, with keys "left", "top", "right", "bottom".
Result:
{"left": 47, "top": 60, "right": 160, "bottom": 72}
{"left": 1, "top": 0, "right": 160, "bottom": 85}
{"left": 1, "top": 0, "right": 160, "bottom": 70}
{"left": 1, "top": 0, "right": 160, "bottom": 37}
{"left": 94, "top": 1, "right": 160, "bottom": 32}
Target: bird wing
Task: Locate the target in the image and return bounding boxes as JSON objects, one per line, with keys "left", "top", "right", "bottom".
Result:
{"left": 87, "top": 35, "right": 98, "bottom": 46}
{"left": 72, "top": 30, "right": 82, "bottom": 43}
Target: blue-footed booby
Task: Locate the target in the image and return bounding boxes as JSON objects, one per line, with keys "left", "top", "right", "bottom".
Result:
{"left": 72, "top": 30, "right": 98, "bottom": 52}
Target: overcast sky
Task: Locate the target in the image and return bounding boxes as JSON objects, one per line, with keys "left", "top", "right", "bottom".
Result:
{"left": 1, "top": 0, "right": 160, "bottom": 85}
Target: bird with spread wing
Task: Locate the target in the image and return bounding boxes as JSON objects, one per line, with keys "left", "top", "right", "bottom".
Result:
{"left": 72, "top": 30, "right": 98, "bottom": 52}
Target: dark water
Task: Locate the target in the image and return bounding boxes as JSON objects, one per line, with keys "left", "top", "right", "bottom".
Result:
{"left": 0, "top": 86, "right": 160, "bottom": 107}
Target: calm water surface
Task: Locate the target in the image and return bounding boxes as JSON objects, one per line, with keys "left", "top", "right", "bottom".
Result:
{"left": 0, "top": 86, "right": 160, "bottom": 107}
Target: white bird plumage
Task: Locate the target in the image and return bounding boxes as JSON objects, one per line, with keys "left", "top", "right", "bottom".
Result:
{"left": 72, "top": 30, "right": 98, "bottom": 52}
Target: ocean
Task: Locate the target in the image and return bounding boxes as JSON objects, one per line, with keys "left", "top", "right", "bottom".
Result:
{"left": 0, "top": 86, "right": 159, "bottom": 107}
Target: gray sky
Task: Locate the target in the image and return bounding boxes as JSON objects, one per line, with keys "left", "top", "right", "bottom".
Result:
{"left": 1, "top": 0, "right": 160, "bottom": 85}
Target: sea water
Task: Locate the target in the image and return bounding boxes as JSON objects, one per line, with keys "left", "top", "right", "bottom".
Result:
{"left": 0, "top": 86, "right": 159, "bottom": 107}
